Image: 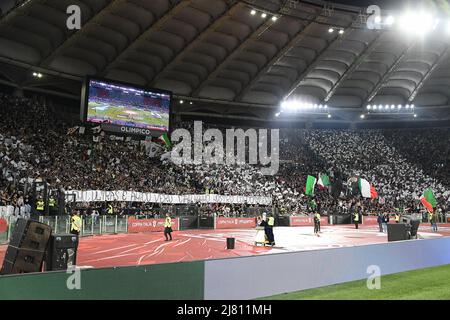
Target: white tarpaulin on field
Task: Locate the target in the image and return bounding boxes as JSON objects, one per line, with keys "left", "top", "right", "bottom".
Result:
{"left": 65, "top": 190, "right": 272, "bottom": 205}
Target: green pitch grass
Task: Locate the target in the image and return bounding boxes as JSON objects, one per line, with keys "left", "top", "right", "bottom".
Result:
{"left": 88, "top": 101, "right": 168, "bottom": 127}
{"left": 261, "top": 264, "right": 450, "bottom": 300}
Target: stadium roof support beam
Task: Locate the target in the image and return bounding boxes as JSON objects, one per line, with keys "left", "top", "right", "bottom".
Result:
{"left": 408, "top": 44, "right": 450, "bottom": 102}
{"left": 39, "top": 0, "right": 126, "bottom": 67}
{"left": 233, "top": 20, "right": 318, "bottom": 102}
{"left": 324, "top": 30, "right": 384, "bottom": 102}
{"left": 284, "top": 27, "right": 352, "bottom": 99}
{"left": 148, "top": 0, "right": 242, "bottom": 86}
{"left": 190, "top": 13, "right": 278, "bottom": 97}
{"left": 173, "top": 95, "right": 275, "bottom": 109}
{"left": 365, "top": 39, "right": 416, "bottom": 104}
{"left": 99, "top": 0, "right": 193, "bottom": 77}
{"left": 0, "top": 0, "right": 35, "bottom": 26}
{"left": 0, "top": 56, "right": 83, "bottom": 81}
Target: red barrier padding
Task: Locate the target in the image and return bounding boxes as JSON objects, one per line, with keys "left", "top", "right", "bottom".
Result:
{"left": 215, "top": 217, "right": 256, "bottom": 229}
{"left": 127, "top": 217, "right": 179, "bottom": 233}
{"left": 0, "top": 218, "right": 7, "bottom": 233}
{"left": 363, "top": 216, "right": 379, "bottom": 225}
{"left": 290, "top": 216, "right": 313, "bottom": 226}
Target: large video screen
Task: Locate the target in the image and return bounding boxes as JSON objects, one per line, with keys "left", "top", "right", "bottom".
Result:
{"left": 83, "top": 78, "right": 171, "bottom": 133}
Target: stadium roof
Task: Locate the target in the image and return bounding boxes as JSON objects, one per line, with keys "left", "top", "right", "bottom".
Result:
{"left": 0, "top": 0, "right": 449, "bottom": 124}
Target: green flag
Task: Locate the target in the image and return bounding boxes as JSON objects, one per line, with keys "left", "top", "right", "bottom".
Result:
{"left": 305, "top": 175, "right": 317, "bottom": 196}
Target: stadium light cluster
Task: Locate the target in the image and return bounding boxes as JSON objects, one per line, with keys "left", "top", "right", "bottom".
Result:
{"left": 277, "top": 100, "right": 331, "bottom": 118}
{"left": 250, "top": 8, "right": 278, "bottom": 21}
{"left": 32, "top": 72, "right": 43, "bottom": 78}
{"left": 366, "top": 104, "right": 415, "bottom": 113}
{"left": 328, "top": 27, "right": 345, "bottom": 34}
{"left": 375, "top": 11, "right": 450, "bottom": 35}
{"left": 281, "top": 101, "right": 329, "bottom": 112}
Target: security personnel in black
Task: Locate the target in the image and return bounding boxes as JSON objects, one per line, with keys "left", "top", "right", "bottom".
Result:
{"left": 265, "top": 216, "right": 275, "bottom": 246}
{"left": 36, "top": 198, "right": 45, "bottom": 215}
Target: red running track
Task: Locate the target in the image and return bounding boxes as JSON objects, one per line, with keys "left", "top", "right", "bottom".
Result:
{"left": 1, "top": 224, "right": 450, "bottom": 269}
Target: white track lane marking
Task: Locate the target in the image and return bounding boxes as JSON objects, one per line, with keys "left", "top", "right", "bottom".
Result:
{"left": 173, "top": 238, "right": 191, "bottom": 247}
{"left": 84, "top": 252, "right": 140, "bottom": 262}
{"left": 94, "top": 243, "right": 139, "bottom": 254}
{"left": 110, "top": 239, "right": 163, "bottom": 256}
{"left": 137, "top": 241, "right": 173, "bottom": 265}
{"left": 145, "top": 239, "right": 163, "bottom": 245}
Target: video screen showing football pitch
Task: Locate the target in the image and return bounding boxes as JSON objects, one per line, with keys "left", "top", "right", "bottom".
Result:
{"left": 87, "top": 100, "right": 169, "bottom": 130}
{"left": 85, "top": 79, "right": 170, "bottom": 132}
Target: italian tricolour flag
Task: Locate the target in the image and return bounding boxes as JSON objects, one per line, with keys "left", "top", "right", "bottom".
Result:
{"left": 358, "top": 178, "right": 378, "bottom": 199}
{"left": 420, "top": 188, "right": 436, "bottom": 213}
{"left": 157, "top": 133, "right": 172, "bottom": 149}
{"left": 317, "top": 174, "right": 330, "bottom": 189}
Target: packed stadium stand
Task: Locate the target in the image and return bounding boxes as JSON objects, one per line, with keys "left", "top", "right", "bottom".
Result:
{"left": 1, "top": 92, "right": 448, "bottom": 218}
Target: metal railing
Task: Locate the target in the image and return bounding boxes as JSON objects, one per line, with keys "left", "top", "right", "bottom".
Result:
{"left": 0, "top": 215, "right": 128, "bottom": 244}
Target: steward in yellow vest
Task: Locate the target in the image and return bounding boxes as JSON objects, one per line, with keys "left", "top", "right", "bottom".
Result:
{"left": 265, "top": 216, "right": 275, "bottom": 246}
{"left": 36, "top": 199, "right": 45, "bottom": 214}
{"left": 71, "top": 212, "right": 82, "bottom": 235}
{"left": 314, "top": 212, "right": 321, "bottom": 234}
{"left": 354, "top": 211, "right": 360, "bottom": 229}
{"left": 164, "top": 214, "right": 173, "bottom": 241}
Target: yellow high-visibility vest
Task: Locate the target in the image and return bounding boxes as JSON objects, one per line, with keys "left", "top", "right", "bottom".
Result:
{"left": 36, "top": 201, "right": 44, "bottom": 211}
{"left": 107, "top": 205, "right": 113, "bottom": 214}
{"left": 164, "top": 217, "right": 172, "bottom": 228}
{"left": 268, "top": 217, "right": 275, "bottom": 226}
{"left": 354, "top": 213, "right": 359, "bottom": 222}
{"left": 71, "top": 216, "right": 82, "bottom": 232}
{"left": 49, "top": 198, "right": 56, "bottom": 207}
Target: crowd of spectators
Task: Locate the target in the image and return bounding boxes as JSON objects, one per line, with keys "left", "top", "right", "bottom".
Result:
{"left": 0, "top": 93, "right": 448, "bottom": 219}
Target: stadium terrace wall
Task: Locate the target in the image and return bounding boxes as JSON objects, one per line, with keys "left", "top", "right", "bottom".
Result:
{"left": 2, "top": 238, "right": 450, "bottom": 299}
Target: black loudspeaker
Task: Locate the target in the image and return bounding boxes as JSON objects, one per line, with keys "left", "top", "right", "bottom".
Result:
{"left": 1, "top": 219, "right": 52, "bottom": 275}
{"left": 387, "top": 223, "right": 408, "bottom": 242}
{"left": 45, "top": 234, "right": 79, "bottom": 271}
{"left": 409, "top": 220, "right": 420, "bottom": 238}
{"left": 226, "top": 237, "right": 235, "bottom": 249}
